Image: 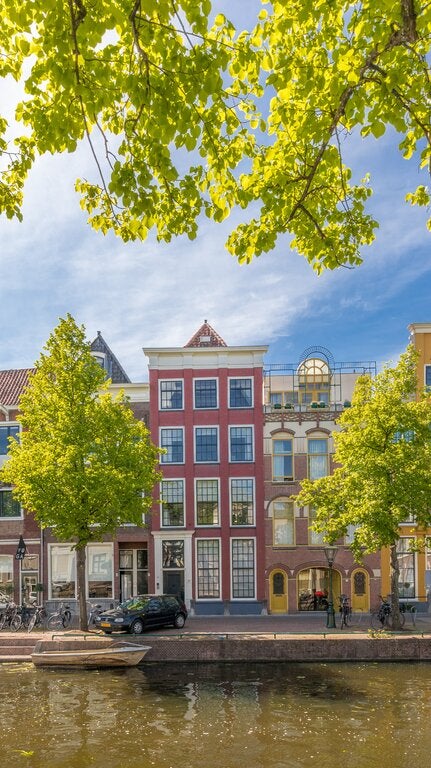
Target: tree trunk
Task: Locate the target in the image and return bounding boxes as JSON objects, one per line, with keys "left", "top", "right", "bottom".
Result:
{"left": 389, "top": 543, "right": 403, "bottom": 630}
{"left": 76, "top": 545, "right": 88, "bottom": 631}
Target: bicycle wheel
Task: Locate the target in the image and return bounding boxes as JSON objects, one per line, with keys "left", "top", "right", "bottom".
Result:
{"left": 27, "top": 612, "right": 37, "bottom": 632}
{"left": 10, "top": 615, "right": 22, "bottom": 631}
{"left": 62, "top": 609, "right": 72, "bottom": 628}
{"left": 386, "top": 611, "right": 405, "bottom": 630}
{"left": 0, "top": 613, "right": 6, "bottom": 631}
{"left": 371, "top": 611, "right": 384, "bottom": 629}
{"left": 47, "top": 613, "right": 63, "bottom": 630}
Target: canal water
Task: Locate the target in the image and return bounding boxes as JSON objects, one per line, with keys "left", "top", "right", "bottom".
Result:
{"left": 1, "top": 661, "right": 430, "bottom": 767}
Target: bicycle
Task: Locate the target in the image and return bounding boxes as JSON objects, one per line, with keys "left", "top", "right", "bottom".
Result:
{"left": 27, "top": 604, "right": 47, "bottom": 632}
{"left": 0, "top": 601, "right": 22, "bottom": 631}
{"left": 371, "top": 596, "right": 405, "bottom": 630}
{"left": 18, "top": 601, "right": 36, "bottom": 630}
{"left": 339, "top": 594, "right": 352, "bottom": 628}
{"left": 46, "top": 602, "right": 72, "bottom": 630}
{"left": 87, "top": 602, "right": 104, "bottom": 628}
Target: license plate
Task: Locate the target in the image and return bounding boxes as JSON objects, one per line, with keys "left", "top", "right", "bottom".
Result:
{"left": 101, "top": 622, "right": 111, "bottom": 628}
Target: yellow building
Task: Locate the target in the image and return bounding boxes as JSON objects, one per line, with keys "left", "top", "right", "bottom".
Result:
{"left": 380, "top": 323, "right": 431, "bottom": 609}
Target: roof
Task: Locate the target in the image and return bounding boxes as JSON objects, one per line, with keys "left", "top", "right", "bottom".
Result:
{"left": 90, "top": 332, "right": 131, "bottom": 383}
{"left": 184, "top": 321, "right": 227, "bottom": 348}
{"left": 0, "top": 369, "right": 33, "bottom": 407}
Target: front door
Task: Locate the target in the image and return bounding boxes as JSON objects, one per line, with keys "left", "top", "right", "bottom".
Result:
{"left": 269, "top": 569, "right": 288, "bottom": 613}
{"left": 351, "top": 569, "right": 369, "bottom": 612}
{"left": 163, "top": 571, "right": 184, "bottom": 601}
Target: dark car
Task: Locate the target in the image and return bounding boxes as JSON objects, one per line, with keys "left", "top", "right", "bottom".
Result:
{"left": 94, "top": 594, "right": 188, "bottom": 634}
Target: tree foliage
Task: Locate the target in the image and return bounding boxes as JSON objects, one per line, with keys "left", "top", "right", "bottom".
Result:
{"left": 0, "top": 1, "right": 430, "bottom": 271}
{"left": 295, "top": 345, "right": 431, "bottom": 623}
{"left": 0, "top": 314, "right": 161, "bottom": 629}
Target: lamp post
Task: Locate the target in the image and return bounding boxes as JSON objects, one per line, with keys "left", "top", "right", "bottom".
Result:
{"left": 324, "top": 545, "right": 338, "bottom": 629}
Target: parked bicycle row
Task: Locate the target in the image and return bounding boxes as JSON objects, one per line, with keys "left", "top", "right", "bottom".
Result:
{"left": 0, "top": 600, "right": 104, "bottom": 632}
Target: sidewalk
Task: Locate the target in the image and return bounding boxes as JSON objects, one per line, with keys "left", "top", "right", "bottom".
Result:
{"left": 180, "top": 610, "right": 431, "bottom": 636}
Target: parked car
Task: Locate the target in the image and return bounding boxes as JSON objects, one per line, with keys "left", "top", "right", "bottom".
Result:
{"left": 94, "top": 594, "right": 188, "bottom": 634}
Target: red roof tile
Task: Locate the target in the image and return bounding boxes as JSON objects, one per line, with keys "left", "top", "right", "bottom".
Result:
{"left": 0, "top": 369, "right": 33, "bottom": 406}
{"left": 184, "top": 321, "right": 227, "bottom": 348}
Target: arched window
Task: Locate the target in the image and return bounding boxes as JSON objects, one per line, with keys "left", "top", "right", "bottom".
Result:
{"left": 297, "top": 357, "right": 332, "bottom": 405}
{"left": 272, "top": 499, "right": 295, "bottom": 546}
{"left": 272, "top": 435, "right": 293, "bottom": 481}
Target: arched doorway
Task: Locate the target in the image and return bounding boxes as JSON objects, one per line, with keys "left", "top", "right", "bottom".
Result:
{"left": 297, "top": 567, "right": 341, "bottom": 610}
{"left": 269, "top": 569, "right": 288, "bottom": 613}
{"left": 351, "top": 568, "right": 370, "bottom": 612}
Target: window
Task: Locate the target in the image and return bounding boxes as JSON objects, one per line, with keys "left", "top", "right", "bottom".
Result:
{"left": 308, "top": 508, "right": 325, "bottom": 545}
{"left": 50, "top": 545, "right": 76, "bottom": 599}
{"left": 195, "top": 427, "right": 219, "bottom": 463}
{"left": 87, "top": 545, "right": 113, "bottom": 598}
{"left": 272, "top": 438, "right": 293, "bottom": 481}
{"left": 308, "top": 438, "right": 329, "bottom": 479}
{"left": 230, "top": 479, "right": 254, "bottom": 525}
{"left": 425, "top": 365, "right": 431, "bottom": 388}
{"left": 0, "top": 555, "right": 13, "bottom": 594}
{"left": 230, "top": 426, "right": 254, "bottom": 462}
{"left": 0, "top": 425, "right": 19, "bottom": 455}
{"left": 229, "top": 378, "right": 253, "bottom": 408}
{"left": 160, "top": 428, "right": 184, "bottom": 463}
{"left": 197, "top": 540, "right": 220, "bottom": 598}
{"left": 298, "top": 356, "right": 332, "bottom": 405}
{"left": 231, "top": 538, "right": 255, "bottom": 598}
{"left": 196, "top": 479, "right": 219, "bottom": 525}
{"left": 194, "top": 379, "right": 218, "bottom": 409}
{"left": 161, "top": 480, "right": 185, "bottom": 527}
{"left": 119, "top": 548, "right": 148, "bottom": 601}
{"left": 50, "top": 544, "right": 113, "bottom": 599}
{"left": 160, "top": 380, "right": 183, "bottom": 410}
{"left": 397, "top": 538, "right": 415, "bottom": 598}
{"left": 0, "top": 489, "right": 21, "bottom": 518}
{"left": 162, "top": 540, "right": 184, "bottom": 568}
{"left": 273, "top": 500, "right": 295, "bottom": 545}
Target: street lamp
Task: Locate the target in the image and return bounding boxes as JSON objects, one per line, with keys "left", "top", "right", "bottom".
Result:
{"left": 324, "top": 545, "right": 338, "bottom": 629}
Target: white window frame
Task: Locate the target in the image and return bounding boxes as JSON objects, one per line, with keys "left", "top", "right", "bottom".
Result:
{"left": 229, "top": 425, "right": 254, "bottom": 463}
{"left": 195, "top": 478, "right": 220, "bottom": 526}
{"left": 194, "top": 426, "right": 219, "bottom": 464}
{"left": 228, "top": 376, "right": 254, "bottom": 409}
{"left": 0, "top": 422, "right": 20, "bottom": 460}
{"left": 48, "top": 543, "right": 114, "bottom": 600}
{"left": 195, "top": 537, "right": 222, "bottom": 600}
{"left": 193, "top": 377, "right": 219, "bottom": 410}
{"left": 160, "top": 427, "right": 185, "bottom": 464}
{"left": 159, "top": 379, "right": 184, "bottom": 411}
{"left": 272, "top": 498, "right": 295, "bottom": 546}
{"left": 0, "top": 487, "right": 22, "bottom": 520}
{"left": 230, "top": 537, "right": 256, "bottom": 600}
{"left": 229, "top": 477, "right": 255, "bottom": 526}
{"left": 160, "top": 478, "right": 185, "bottom": 528}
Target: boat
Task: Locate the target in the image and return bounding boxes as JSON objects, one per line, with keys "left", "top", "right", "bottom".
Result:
{"left": 31, "top": 639, "right": 151, "bottom": 668}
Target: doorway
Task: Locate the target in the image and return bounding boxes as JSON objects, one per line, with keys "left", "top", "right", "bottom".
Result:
{"left": 297, "top": 567, "right": 341, "bottom": 610}
{"left": 269, "top": 569, "right": 288, "bottom": 613}
{"left": 351, "top": 568, "right": 369, "bottom": 612}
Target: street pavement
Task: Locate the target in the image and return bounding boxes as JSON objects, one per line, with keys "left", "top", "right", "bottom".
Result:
{"left": 175, "top": 609, "right": 431, "bottom": 635}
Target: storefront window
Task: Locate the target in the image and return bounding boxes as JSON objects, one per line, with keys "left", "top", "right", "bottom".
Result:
{"left": 87, "top": 544, "right": 113, "bottom": 598}
{"left": 0, "top": 555, "right": 13, "bottom": 595}
{"left": 50, "top": 545, "right": 76, "bottom": 599}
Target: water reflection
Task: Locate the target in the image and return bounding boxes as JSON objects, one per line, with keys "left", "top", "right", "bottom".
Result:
{"left": 1, "top": 662, "right": 430, "bottom": 768}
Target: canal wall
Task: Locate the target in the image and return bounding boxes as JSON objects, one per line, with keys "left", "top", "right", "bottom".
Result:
{"left": 139, "top": 633, "right": 431, "bottom": 663}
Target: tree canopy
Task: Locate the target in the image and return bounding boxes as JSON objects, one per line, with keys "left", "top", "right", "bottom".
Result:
{"left": 1, "top": 314, "right": 161, "bottom": 629}
{"left": 295, "top": 345, "right": 431, "bottom": 622}
{"left": 1, "top": 1, "right": 430, "bottom": 271}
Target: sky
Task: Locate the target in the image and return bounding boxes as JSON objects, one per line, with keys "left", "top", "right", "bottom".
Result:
{"left": 0, "top": 3, "right": 430, "bottom": 382}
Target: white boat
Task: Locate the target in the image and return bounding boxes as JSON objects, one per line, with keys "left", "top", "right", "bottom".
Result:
{"left": 32, "top": 639, "right": 151, "bottom": 668}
